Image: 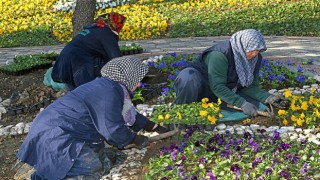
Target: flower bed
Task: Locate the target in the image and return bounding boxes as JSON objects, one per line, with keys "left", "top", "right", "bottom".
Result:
{"left": 145, "top": 127, "right": 320, "bottom": 179}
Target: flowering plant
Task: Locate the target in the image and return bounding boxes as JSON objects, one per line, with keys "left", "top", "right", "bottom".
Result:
{"left": 146, "top": 127, "right": 320, "bottom": 179}
{"left": 259, "top": 59, "right": 318, "bottom": 89}
{"left": 151, "top": 98, "right": 223, "bottom": 125}
{"left": 276, "top": 88, "right": 320, "bottom": 128}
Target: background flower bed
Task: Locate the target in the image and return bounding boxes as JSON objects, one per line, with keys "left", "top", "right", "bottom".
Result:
{"left": 1, "top": 0, "right": 320, "bottom": 47}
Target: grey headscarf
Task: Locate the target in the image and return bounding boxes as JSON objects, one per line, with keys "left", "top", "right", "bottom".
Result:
{"left": 230, "top": 29, "right": 267, "bottom": 87}
{"left": 101, "top": 56, "right": 149, "bottom": 126}
{"left": 101, "top": 56, "right": 149, "bottom": 91}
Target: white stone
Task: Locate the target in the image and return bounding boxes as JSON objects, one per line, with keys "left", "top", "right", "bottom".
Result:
{"left": 15, "top": 122, "right": 25, "bottom": 134}
{"left": 216, "top": 123, "right": 226, "bottom": 130}
{"left": 237, "top": 130, "right": 244, "bottom": 135}
{"left": 280, "top": 126, "right": 295, "bottom": 132}
{"left": 289, "top": 135, "right": 298, "bottom": 140}
{"left": 1, "top": 99, "right": 11, "bottom": 107}
{"left": 218, "top": 130, "right": 225, "bottom": 134}
{"left": 299, "top": 134, "right": 307, "bottom": 139}
{"left": 10, "top": 128, "right": 17, "bottom": 135}
{"left": 295, "top": 128, "right": 303, "bottom": 133}
{"left": 303, "top": 85, "right": 310, "bottom": 89}
{"left": 280, "top": 133, "right": 288, "bottom": 138}
{"left": 311, "top": 139, "right": 320, "bottom": 145}
{"left": 0, "top": 105, "right": 6, "bottom": 114}
{"left": 277, "top": 129, "right": 289, "bottom": 134}
{"left": 304, "top": 129, "right": 314, "bottom": 134}
{"left": 316, "top": 133, "right": 320, "bottom": 139}
{"left": 268, "top": 89, "right": 277, "bottom": 94}
{"left": 250, "top": 124, "right": 260, "bottom": 131}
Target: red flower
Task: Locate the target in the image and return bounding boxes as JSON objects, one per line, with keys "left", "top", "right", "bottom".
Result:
{"left": 96, "top": 19, "right": 106, "bottom": 28}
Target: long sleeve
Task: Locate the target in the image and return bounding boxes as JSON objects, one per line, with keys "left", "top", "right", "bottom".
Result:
{"left": 204, "top": 51, "right": 246, "bottom": 107}
{"left": 83, "top": 85, "right": 135, "bottom": 149}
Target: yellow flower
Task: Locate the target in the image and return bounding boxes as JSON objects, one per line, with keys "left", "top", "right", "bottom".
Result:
{"left": 291, "top": 115, "right": 298, "bottom": 122}
{"left": 200, "top": 110, "right": 208, "bottom": 117}
{"left": 217, "top": 98, "right": 222, "bottom": 105}
{"left": 301, "top": 101, "right": 308, "bottom": 111}
{"left": 201, "top": 98, "right": 209, "bottom": 103}
{"left": 158, "top": 115, "right": 164, "bottom": 120}
{"left": 283, "top": 119, "right": 288, "bottom": 126}
{"left": 278, "top": 109, "right": 287, "bottom": 116}
{"left": 207, "top": 115, "right": 217, "bottom": 124}
{"left": 208, "top": 103, "right": 214, "bottom": 108}
{"left": 165, "top": 114, "right": 171, "bottom": 119}
{"left": 311, "top": 87, "right": 315, "bottom": 94}
{"left": 306, "top": 117, "right": 312, "bottom": 125}
{"left": 218, "top": 113, "right": 224, "bottom": 118}
{"left": 297, "top": 118, "right": 304, "bottom": 126}
{"left": 300, "top": 113, "right": 305, "bottom": 119}
{"left": 176, "top": 112, "right": 182, "bottom": 120}
{"left": 202, "top": 103, "right": 208, "bottom": 109}
{"left": 284, "top": 89, "right": 292, "bottom": 98}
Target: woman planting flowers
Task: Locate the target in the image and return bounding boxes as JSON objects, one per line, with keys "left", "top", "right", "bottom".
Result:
{"left": 52, "top": 12, "right": 126, "bottom": 90}
{"left": 172, "top": 29, "right": 285, "bottom": 117}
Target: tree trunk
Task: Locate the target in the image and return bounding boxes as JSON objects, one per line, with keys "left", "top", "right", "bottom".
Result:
{"left": 72, "top": 0, "right": 96, "bottom": 37}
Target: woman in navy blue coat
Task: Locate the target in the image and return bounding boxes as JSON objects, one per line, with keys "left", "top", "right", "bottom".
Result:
{"left": 52, "top": 13, "right": 126, "bottom": 90}
{"left": 17, "top": 56, "right": 168, "bottom": 179}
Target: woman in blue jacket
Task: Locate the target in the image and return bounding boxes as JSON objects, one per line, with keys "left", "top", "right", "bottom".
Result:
{"left": 17, "top": 56, "right": 168, "bottom": 179}
{"left": 173, "top": 29, "right": 284, "bottom": 116}
{"left": 52, "top": 12, "right": 126, "bottom": 90}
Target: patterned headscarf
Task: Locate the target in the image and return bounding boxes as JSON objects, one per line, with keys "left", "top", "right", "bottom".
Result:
{"left": 101, "top": 56, "right": 149, "bottom": 91}
{"left": 230, "top": 29, "right": 267, "bottom": 87}
{"left": 94, "top": 12, "right": 126, "bottom": 34}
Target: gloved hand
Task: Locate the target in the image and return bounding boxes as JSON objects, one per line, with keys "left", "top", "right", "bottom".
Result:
{"left": 265, "top": 94, "right": 286, "bottom": 105}
{"left": 133, "top": 135, "right": 149, "bottom": 149}
{"left": 241, "top": 101, "right": 258, "bottom": 116}
{"left": 143, "top": 121, "right": 169, "bottom": 134}
{"left": 153, "top": 125, "right": 169, "bottom": 134}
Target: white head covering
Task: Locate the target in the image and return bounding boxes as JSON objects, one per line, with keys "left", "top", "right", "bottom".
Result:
{"left": 230, "top": 29, "right": 267, "bottom": 87}
{"left": 101, "top": 56, "right": 149, "bottom": 90}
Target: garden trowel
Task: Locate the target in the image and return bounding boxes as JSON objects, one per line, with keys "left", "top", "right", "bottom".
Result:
{"left": 124, "top": 124, "right": 180, "bottom": 149}
{"left": 227, "top": 104, "right": 275, "bottom": 119}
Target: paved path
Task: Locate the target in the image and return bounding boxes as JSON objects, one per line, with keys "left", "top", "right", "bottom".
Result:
{"left": 1, "top": 36, "right": 320, "bottom": 67}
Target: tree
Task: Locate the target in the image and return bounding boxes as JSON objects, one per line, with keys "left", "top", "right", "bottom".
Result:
{"left": 72, "top": 0, "right": 96, "bottom": 37}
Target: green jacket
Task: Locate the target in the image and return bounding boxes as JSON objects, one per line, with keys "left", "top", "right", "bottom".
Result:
{"left": 204, "top": 51, "right": 270, "bottom": 107}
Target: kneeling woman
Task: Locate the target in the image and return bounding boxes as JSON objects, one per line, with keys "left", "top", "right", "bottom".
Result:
{"left": 17, "top": 56, "right": 168, "bottom": 179}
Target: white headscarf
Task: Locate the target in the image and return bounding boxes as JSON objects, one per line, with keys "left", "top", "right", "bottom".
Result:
{"left": 230, "top": 29, "right": 267, "bottom": 87}
{"left": 101, "top": 56, "right": 148, "bottom": 90}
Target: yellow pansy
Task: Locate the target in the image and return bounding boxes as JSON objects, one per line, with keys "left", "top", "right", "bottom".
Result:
{"left": 301, "top": 101, "right": 308, "bottom": 111}
{"left": 200, "top": 110, "right": 208, "bottom": 117}
{"left": 291, "top": 115, "right": 298, "bottom": 122}
{"left": 165, "top": 114, "right": 171, "bottom": 119}
{"left": 158, "top": 115, "right": 164, "bottom": 120}
{"left": 283, "top": 119, "right": 288, "bottom": 126}
{"left": 284, "top": 89, "right": 292, "bottom": 98}
{"left": 297, "top": 118, "right": 304, "bottom": 126}
{"left": 218, "top": 113, "right": 224, "bottom": 118}
{"left": 202, "top": 103, "right": 208, "bottom": 109}
{"left": 217, "top": 98, "right": 222, "bottom": 105}
{"left": 278, "top": 109, "right": 287, "bottom": 116}
{"left": 300, "top": 113, "right": 305, "bottom": 119}
{"left": 207, "top": 115, "right": 217, "bottom": 124}
{"left": 176, "top": 112, "right": 182, "bottom": 120}
{"left": 201, "top": 98, "right": 209, "bottom": 103}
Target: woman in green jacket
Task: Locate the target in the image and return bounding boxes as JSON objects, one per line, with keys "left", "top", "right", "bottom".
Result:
{"left": 173, "top": 29, "right": 283, "bottom": 116}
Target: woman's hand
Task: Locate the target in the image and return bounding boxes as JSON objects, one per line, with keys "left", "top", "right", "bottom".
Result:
{"left": 241, "top": 101, "right": 258, "bottom": 116}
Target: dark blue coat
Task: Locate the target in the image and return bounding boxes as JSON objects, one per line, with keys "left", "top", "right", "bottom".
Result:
{"left": 52, "top": 25, "right": 122, "bottom": 89}
{"left": 17, "top": 77, "right": 140, "bottom": 179}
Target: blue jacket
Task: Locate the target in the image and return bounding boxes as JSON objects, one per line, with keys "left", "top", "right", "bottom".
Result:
{"left": 17, "top": 77, "right": 142, "bottom": 179}
{"left": 52, "top": 25, "right": 122, "bottom": 89}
